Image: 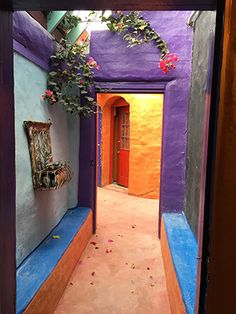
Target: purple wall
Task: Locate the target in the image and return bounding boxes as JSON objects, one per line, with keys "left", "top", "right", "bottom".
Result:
{"left": 91, "top": 11, "right": 193, "bottom": 213}
{"left": 13, "top": 12, "right": 53, "bottom": 70}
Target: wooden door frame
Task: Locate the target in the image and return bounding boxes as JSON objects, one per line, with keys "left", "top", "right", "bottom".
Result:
{"left": 0, "top": 1, "right": 225, "bottom": 313}
{"left": 113, "top": 104, "right": 130, "bottom": 187}
{"left": 109, "top": 99, "right": 129, "bottom": 184}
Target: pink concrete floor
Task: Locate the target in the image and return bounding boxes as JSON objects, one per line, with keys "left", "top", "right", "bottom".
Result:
{"left": 54, "top": 186, "right": 171, "bottom": 314}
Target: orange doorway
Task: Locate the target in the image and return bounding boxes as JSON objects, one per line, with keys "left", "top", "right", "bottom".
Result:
{"left": 97, "top": 93, "right": 163, "bottom": 199}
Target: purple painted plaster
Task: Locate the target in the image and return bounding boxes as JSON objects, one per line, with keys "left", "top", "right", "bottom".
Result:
{"left": 13, "top": 12, "right": 53, "bottom": 70}
{"left": 91, "top": 11, "right": 193, "bottom": 213}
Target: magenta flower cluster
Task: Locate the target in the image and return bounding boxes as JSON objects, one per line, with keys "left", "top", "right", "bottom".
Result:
{"left": 159, "top": 53, "right": 179, "bottom": 74}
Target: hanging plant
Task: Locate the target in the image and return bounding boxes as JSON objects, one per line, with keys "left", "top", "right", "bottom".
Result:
{"left": 101, "top": 11, "right": 179, "bottom": 74}
{"left": 43, "top": 11, "right": 178, "bottom": 116}
{"left": 42, "top": 38, "right": 100, "bottom": 116}
{"left": 58, "top": 11, "right": 97, "bottom": 32}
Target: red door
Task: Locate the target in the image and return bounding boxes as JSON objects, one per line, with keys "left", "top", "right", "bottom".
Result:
{"left": 117, "top": 106, "right": 130, "bottom": 187}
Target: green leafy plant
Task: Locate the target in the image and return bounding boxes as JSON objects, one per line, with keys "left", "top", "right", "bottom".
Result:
{"left": 42, "top": 38, "right": 100, "bottom": 116}
{"left": 43, "top": 11, "right": 178, "bottom": 116}
{"left": 101, "top": 11, "right": 179, "bottom": 73}
{"left": 102, "top": 11, "right": 168, "bottom": 56}
{"left": 59, "top": 11, "right": 97, "bottom": 31}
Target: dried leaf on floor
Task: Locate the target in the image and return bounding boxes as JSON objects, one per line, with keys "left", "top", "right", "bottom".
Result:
{"left": 52, "top": 235, "right": 60, "bottom": 239}
{"left": 130, "top": 263, "right": 135, "bottom": 269}
{"left": 91, "top": 272, "right": 95, "bottom": 276}
{"left": 95, "top": 246, "right": 99, "bottom": 249}
{"left": 90, "top": 241, "right": 97, "bottom": 246}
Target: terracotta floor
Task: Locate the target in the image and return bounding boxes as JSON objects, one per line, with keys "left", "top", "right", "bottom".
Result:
{"left": 54, "top": 186, "right": 171, "bottom": 314}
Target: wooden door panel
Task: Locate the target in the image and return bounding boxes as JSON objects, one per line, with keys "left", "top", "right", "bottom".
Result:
{"left": 117, "top": 106, "right": 130, "bottom": 187}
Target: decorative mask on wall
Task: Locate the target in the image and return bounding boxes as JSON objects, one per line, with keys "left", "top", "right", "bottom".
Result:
{"left": 24, "top": 121, "right": 73, "bottom": 190}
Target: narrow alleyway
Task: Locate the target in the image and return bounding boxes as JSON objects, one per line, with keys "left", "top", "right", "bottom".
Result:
{"left": 55, "top": 186, "right": 171, "bottom": 314}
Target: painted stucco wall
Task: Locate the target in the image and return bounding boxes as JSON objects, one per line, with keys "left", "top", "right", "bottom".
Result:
{"left": 128, "top": 94, "right": 163, "bottom": 198}
{"left": 184, "top": 12, "right": 216, "bottom": 237}
{"left": 91, "top": 11, "right": 193, "bottom": 213}
{"left": 97, "top": 93, "right": 163, "bottom": 198}
{"left": 14, "top": 14, "right": 80, "bottom": 266}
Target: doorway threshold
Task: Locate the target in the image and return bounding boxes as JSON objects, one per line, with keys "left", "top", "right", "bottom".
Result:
{"left": 104, "top": 183, "right": 128, "bottom": 194}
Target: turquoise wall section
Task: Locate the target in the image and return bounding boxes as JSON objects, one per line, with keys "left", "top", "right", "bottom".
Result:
{"left": 14, "top": 53, "right": 80, "bottom": 266}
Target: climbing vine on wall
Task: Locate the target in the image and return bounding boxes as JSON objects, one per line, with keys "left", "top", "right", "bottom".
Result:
{"left": 42, "top": 38, "right": 99, "bottom": 116}
{"left": 43, "top": 11, "right": 178, "bottom": 116}
{"left": 101, "top": 11, "right": 179, "bottom": 74}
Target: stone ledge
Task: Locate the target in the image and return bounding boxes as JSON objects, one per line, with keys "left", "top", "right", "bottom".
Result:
{"left": 17, "top": 207, "right": 92, "bottom": 314}
{"left": 161, "top": 212, "right": 197, "bottom": 314}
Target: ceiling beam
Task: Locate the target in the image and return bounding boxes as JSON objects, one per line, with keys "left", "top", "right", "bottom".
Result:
{"left": 1, "top": 0, "right": 217, "bottom": 11}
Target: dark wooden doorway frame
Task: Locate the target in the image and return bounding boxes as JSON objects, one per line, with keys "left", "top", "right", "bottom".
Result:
{"left": 0, "top": 1, "right": 224, "bottom": 313}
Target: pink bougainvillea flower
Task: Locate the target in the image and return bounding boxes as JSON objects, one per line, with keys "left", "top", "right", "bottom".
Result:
{"left": 79, "top": 79, "right": 84, "bottom": 84}
{"left": 108, "top": 239, "right": 114, "bottom": 243}
{"left": 116, "top": 22, "right": 125, "bottom": 30}
{"left": 159, "top": 53, "right": 179, "bottom": 74}
{"left": 87, "top": 56, "right": 100, "bottom": 70}
{"left": 45, "top": 90, "right": 53, "bottom": 97}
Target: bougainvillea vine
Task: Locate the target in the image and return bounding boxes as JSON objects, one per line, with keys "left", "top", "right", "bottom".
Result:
{"left": 43, "top": 11, "right": 179, "bottom": 116}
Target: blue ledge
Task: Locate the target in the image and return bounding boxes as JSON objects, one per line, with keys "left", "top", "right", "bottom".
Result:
{"left": 16, "top": 206, "right": 91, "bottom": 314}
{"left": 162, "top": 212, "right": 198, "bottom": 314}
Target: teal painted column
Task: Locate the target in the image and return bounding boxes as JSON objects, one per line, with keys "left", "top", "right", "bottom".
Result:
{"left": 47, "top": 11, "right": 67, "bottom": 33}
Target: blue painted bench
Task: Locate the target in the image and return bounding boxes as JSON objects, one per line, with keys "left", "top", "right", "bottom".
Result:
{"left": 162, "top": 212, "right": 198, "bottom": 314}
{"left": 16, "top": 206, "right": 91, "bottom": 314}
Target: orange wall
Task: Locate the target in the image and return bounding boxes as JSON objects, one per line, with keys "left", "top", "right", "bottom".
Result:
{"left": 97, "top": 93, "right": 163, "bottom": 199}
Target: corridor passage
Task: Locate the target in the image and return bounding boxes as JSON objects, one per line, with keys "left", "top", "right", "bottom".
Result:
{"left": 55, "top": 186, "right": 171, "bottom": 314}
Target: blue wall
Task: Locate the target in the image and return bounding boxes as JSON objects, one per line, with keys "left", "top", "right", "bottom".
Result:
{"left": 14, "top": 13, "right": 80, "bottom": 266}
